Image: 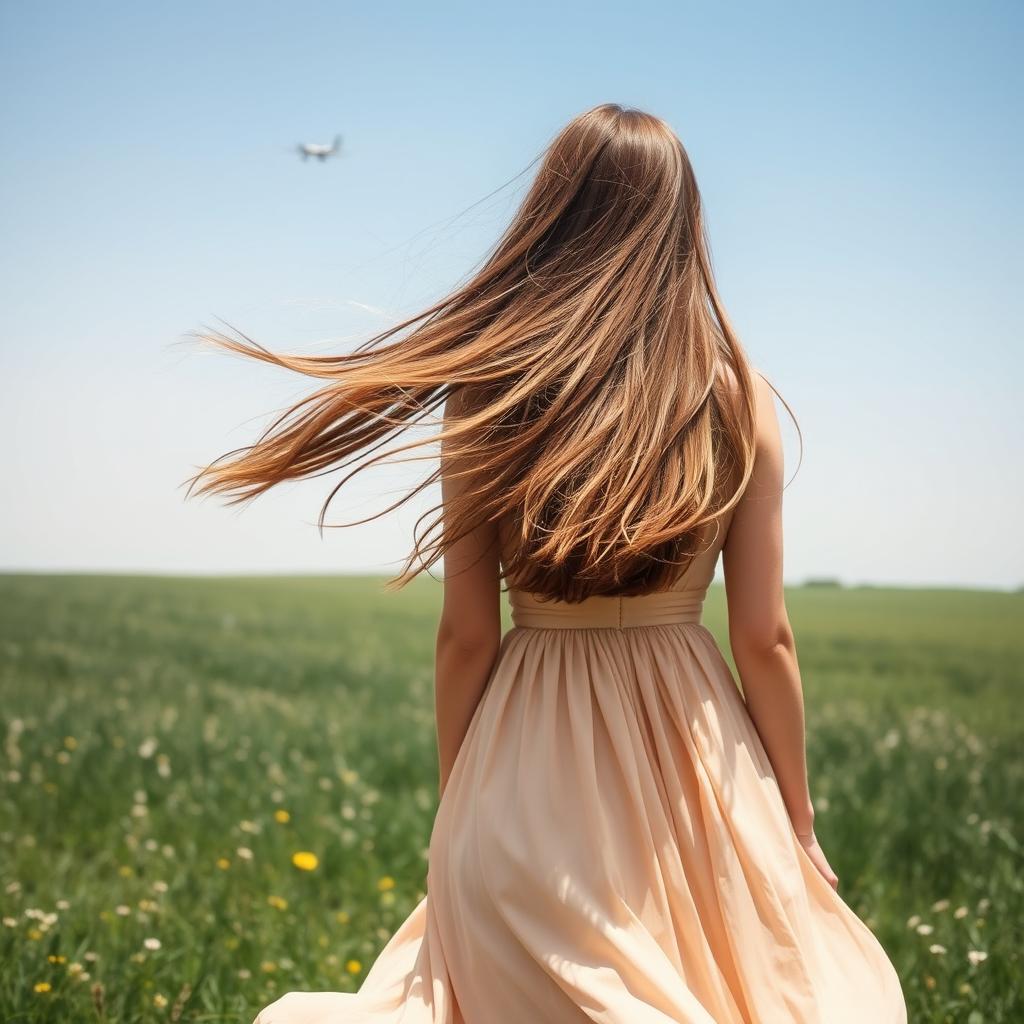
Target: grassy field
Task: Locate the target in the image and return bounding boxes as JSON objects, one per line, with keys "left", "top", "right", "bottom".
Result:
{"left": 0, "top": 574, "right": 1021, "bottom": 1023}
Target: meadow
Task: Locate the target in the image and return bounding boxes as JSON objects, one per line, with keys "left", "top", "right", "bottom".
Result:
{"left": 0, "top": 573, "right": 1021, "bottom": 1023}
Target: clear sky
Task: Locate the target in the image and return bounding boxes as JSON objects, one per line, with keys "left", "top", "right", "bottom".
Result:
{"left": 1, "top": 1, "right": 1020, "bottom": 588}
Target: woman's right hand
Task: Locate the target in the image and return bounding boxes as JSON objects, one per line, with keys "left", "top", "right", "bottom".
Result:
{"left": 796, "top": 829, "right": 839, "bottom": 890}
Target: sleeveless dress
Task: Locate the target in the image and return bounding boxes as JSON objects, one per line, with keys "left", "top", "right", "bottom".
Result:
{"left": 254, "top": 518, "right": 908, "bottom": 1023}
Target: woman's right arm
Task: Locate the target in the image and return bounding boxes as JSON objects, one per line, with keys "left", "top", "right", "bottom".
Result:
{"left": 722, "top": 373, "right": 838, "bottom": 888}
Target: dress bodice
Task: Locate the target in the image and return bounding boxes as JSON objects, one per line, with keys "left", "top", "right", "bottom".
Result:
{"left": 500, "top": 512, "right": 732, "bottom": 630}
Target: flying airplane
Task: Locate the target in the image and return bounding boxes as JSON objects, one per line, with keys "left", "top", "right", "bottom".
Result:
{"left": 297, "top": 134, "right": 343, "bottom": 162}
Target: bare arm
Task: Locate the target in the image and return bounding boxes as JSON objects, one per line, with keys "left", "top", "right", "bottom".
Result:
{"left": 434, "top": 391, "right": 503, "bottom": 800}
{"left": 722, "top": 374, "right": 815, "bottom": 838}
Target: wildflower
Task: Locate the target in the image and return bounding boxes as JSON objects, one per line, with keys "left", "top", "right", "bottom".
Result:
{"left": 47, "top": 954, "right": 67, "bottom": 963}
{"left": 56, "top": 899, "right": 70, "bottom": 910}
{"left": 260, "top": 961, "right": 277, "bottom": 973}
{"left": 153, "top": 993, "right": 168, "bottom": 1008}
{"left": 118, "top": 865, "right": 133, "bottom": 878}
{"left": 153, "top": 880, "right": 169, "bottom": 893}
{"left": 924, "top": 975, "right": 936, "bottom": 989}
{"left": 915, "top": 923, "right": 934, "bottom": 935}
{"left": 336, "top": 910, "right": 350, "bottom": 924}
{"left": 68, "top": 962, "right": 84, "bottom": 977}
{"left": 216, "top": 857, "right": 231, "bottom": 870}
{"left": 274, "top": 809, "right": 291, "bottom": 824}
{"left": 346, "top": 959, "right": 362, "bottom": 974}
{"left": 967, "top": 949, "right": 988, "bottom": 966}
{"left": 2, "top": 917, "right": 16, "bottom": 927}
{"left": 929, "top": 944, "right": 947, "bottom": 955}
{"left": 115, "top": 904, "right": 131, "bottom": 916}
{"left": 236, "top": 847, "right": 254, "bottom": 861}
{"left": 143, "top": 937, "right": 162, "bottom": 951}
{"left": 34, "top": 981, "right": 51, "bottom": 993}
{"left": 954, "top": 905, "right": 969, "bottom": 919}
{"left": 931, "top": 899, "right": 950, "bottom": 912}
{"left": 138, "top": 737, "right": 158, "bottom": 759}
{"left": 292, "top": 851, "right": 319, "bottom": 871}
{"left": 267, "top": 895, "right": 288, "bottom": 911}
{"left": 84, "top": 951, "right": 99, "bottom": 962}
{"left": 27, "top": 928, "right": 42, "bottom": 940}
{"left": 906, "top": 914, "right": 921, "bottom": 929}
{"left": 238, "top": 968, "right": 252, "bottom": 980}
{"left": 377, "top": 876, "right": 396, "bottom": 892}
{"left": 64, "top": 736, "right": 78, "bottom": 750}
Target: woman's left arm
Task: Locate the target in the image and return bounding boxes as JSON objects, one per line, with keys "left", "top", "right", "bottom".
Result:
{"left": 434, "top": 393, "right": 503, "bottom": 799}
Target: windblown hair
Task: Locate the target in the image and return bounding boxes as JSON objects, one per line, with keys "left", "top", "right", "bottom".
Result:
{"left": 186, "top": 102, "right": 796, "bottom": 602}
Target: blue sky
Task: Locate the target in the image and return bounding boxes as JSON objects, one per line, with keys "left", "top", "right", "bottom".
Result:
{"left": 1, "top": 1, "right": 1020, "bottom": 587}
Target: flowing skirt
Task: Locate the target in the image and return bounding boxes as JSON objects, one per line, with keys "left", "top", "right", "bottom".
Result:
{"left": 254, "top": 621, "right": 907, "bottom": 1023}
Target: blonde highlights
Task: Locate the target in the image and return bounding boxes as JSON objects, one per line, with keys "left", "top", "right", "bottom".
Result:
{"left": 186, "top": 103, "right": 793, "bottom": 601}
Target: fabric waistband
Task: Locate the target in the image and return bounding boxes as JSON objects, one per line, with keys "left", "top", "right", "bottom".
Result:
{"left": 508, "top": 589, "right": 704, "bottom": 630}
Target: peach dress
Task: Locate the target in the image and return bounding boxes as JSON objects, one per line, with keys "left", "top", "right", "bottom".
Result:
{"left": 254, "top": 518, "right": 907, "bottom": 1023}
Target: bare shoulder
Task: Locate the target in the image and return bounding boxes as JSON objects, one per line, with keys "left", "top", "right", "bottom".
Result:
{"left": 717, "top": 361, "right": 776, "bottom": 441}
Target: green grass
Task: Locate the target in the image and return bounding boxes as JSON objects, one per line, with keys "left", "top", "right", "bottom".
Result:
{"left": 0, "top": 574, "right": 1021, "bottom": 1022}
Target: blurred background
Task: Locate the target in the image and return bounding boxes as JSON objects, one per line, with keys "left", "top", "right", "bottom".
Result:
{"left": 1, "top": 2, "right": 1021, "bottom": 1022}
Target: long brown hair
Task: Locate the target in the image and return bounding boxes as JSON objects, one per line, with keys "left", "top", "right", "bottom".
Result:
{"left": 186, "top": 102, "right": 797, "bottom": 602}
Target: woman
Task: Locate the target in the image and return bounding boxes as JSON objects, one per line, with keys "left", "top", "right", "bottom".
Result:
{"left": 189, "top": 103, "right": 907, "bottom": 1023}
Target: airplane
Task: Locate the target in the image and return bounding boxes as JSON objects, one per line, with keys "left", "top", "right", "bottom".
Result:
{"left": 297, "top": 134, "right": 343, "bottom": 162}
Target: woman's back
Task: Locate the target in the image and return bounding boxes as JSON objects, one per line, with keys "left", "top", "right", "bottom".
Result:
{"left": 500, "top": 509, "right": 735, "bottom": 630}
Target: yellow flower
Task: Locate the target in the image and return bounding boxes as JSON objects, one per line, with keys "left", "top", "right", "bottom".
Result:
{"left": 267, "top": 895, "right": 288, "bottom": 911}
{"left": 216, "top": 857, "right": 231, "bottom": 870}
{"left": 260, "top": 960, "right": 277, "bottom": 973}
{"left": 47, "top": 954, "right": 67, "bottom": 964}
{"left": 274, "top": 809, "right": 291, "bottom": 823}
{"left": 346, "top": 959, "right": 362, "bottom": 974}
{"left": 64, "top": 736, "right": 78, "bottom": 750}
{"left": 118, "top": 865, "right": 133, "bottom": 878}
{"left": 335, "top": 910, "right": 350, "bottom": 924}
{"left": 377, "top": 875, "right": 395, "bottom": 892}
{"left": 34, "top": 981, "right": 52, "bottom": 993}
{"left": 292, "top": 851, "right": 319, "bottom": 872}
{"left": 27, "top": 928, "right": 43, "bottom": 940}
{"left": 153, "top": 993, "right": 168, "bottom": 1008}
